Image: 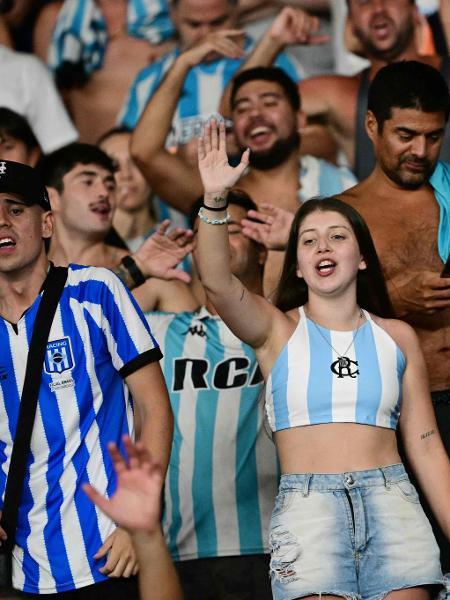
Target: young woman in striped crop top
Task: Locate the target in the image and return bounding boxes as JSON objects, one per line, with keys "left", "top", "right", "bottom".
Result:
{"left": 195, "top": 119, "right": 450, "bottom": 600}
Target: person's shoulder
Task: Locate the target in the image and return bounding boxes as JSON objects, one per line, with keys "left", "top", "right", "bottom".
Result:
{"left": 132, "top": 48, "right": 178, "bottom": 85}
{"left": 337, "top": 177, "right": 366, "bottom": 204}
{"left": 0, "top": 46, "right": 42, "bottom": 69}
{"left": 369, "top": 313, "right": 418, "bottom": 356}
{"left": 67, "top": 264, "right": 122, "bottom": 287}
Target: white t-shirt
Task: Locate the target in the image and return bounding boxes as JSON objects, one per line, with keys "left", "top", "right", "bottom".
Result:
{"left": 0, "top": 45, "right": 78, "bottom": 153}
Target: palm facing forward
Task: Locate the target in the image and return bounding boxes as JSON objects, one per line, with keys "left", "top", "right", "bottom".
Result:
{"left": 198, "top": 119, "right": 249, "bottom": 197}
{"left": 83, "top": 437, "right": 163, "bottom": 534}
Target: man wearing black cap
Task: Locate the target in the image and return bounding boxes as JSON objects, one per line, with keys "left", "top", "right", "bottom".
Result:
{"left": 0, "top": 159, "right": 173, "bottom": 598}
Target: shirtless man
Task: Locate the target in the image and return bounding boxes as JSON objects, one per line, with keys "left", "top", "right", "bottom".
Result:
{"left": 33, "top": 0, "right": 174, "bottom": 143}
{"left": 338, "top": 60, "right": 450, "bottom": 572}
{"left": 236, "top": 0, "right": 450, "bottom": 178}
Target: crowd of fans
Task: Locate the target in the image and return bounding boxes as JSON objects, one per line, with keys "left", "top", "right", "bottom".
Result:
{"left": 0, "top": 0, "right": 450, "bottom": 599}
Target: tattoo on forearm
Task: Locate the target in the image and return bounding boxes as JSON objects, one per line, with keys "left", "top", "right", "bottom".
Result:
{"left": 420, "top": 429, "right": 435, "bottom": 440}
{"left": 240, "top": 288, "right": 245, "bottom": 301}
{"left": 213, "top": 194, "right": 227, "bottom": 205}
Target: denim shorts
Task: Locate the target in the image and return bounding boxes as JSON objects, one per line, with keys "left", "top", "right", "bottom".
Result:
{"left": 269, "top": 464, "right": 444, "bottom": 600}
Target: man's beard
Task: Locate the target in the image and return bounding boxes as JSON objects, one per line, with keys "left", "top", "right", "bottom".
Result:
{"left": 384, "top": 156, "right": 434, "bottom": 190}
{"left": 353, "top": 17, "right": 415, "bottom": 62}
{"left": 247, "top": 132, "right": 300, "bottom": 171}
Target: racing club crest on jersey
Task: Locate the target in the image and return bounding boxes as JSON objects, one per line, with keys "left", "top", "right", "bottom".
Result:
{"left": 44, "top": 337, "right": 74, "bottom": 374}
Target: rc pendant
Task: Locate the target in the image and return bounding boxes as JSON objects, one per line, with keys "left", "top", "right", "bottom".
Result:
{"left": 330, "top": 356, "right": 359, "bottom": 379}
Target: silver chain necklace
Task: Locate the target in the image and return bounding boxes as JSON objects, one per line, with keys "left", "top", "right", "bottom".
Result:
{"left": 307, "top": 308, "right": 364, "bottom": 375}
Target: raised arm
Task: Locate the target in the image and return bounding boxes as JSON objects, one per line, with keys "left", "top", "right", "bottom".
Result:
{"left": 397, "top": 322, "right": 450, "bottom": 541}
{"left": 196, "top": 120, "right": 280, "bottom": 348}
{"left": 130, "top": 30, "right": 245, "bottom": 213}
{"left": 83, "top": 437, "right": 182, "bottom": 600}
{"left": 220, "top": 6, "right": 329, "bottom": 117}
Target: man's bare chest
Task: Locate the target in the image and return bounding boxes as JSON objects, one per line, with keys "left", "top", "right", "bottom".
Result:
{"left": 358, "top": 196, "right": 442, "bottom": 278}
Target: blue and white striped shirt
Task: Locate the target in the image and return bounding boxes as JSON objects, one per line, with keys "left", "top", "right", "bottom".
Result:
{"left": 147, "top": 308, "right": 278, "bottom": 561}
{"left": 298, "top": 155, "right": 357, "bottom": 202}
{"left": 0, "top": 265, "right": 161, "bottom": 593}
{"left": 119, "top": 37, "right": 304, "bottom": 140}
{"left": 48, "top": 0, "right": 174, "bottom": 79}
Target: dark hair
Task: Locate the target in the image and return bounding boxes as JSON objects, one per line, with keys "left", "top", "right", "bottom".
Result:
{"left": 274, "top": 197, "right": 395, "bottom": 318}
{"left": 189, "top": 188, "right": 257, "bottom": 228}
{"left": 97, "top": 126, "right": 133, "bottom": 146}
{"left": 0, "top": 108, "right": 39, "bottom": 152}
{"left": 368, "top": 60, "right": 450, "bottom": 130}
{"left": 38, "top": 142, "right": 115, "bottom": 192}
{"left": 230, "top": 67, "right": 300, "bottom": 113}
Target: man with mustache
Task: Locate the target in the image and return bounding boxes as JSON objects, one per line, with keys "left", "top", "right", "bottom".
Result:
{"left": 339, "top": 60, "right": 450, "bottom": 574}
{"left": 41, "top": 142, "right": 196, "bottom": 313}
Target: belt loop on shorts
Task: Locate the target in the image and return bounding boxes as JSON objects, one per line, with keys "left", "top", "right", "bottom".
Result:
{"left": 380, "top": 466, "right": 391, "bottom": 489}
{"left": 302, "top": 474, "right": 312, "bottom": 497}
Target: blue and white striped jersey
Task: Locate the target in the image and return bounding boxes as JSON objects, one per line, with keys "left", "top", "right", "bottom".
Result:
{"left": 266, "top": 307, "right": 405, "bottom": 432}
{"left": 147, "top": 308, "right": 278, "bottom": 561}
{"left": 298, "top": 155, "right": 357, "bottom": 201}
{"left": 119, "top": 37, "right": 304, "bottom": 139}
{"left": 0, "top": 265, "right": 162, "bottom": 594}
{"left": 48, "top": 0, "right": 174, "bottom": 79}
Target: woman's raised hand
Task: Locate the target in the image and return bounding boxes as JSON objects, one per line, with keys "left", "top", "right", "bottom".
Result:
{"left": 198, "top": 119, "right": 249, "bottom": 196}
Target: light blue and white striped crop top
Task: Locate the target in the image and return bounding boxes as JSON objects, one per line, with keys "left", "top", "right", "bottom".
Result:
{"left": 265, "top": 307, "right": 406, "bottom": 432}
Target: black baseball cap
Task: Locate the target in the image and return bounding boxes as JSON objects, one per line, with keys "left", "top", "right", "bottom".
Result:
{"left": 0, "top": 160, "right": 50, "bottom": 210}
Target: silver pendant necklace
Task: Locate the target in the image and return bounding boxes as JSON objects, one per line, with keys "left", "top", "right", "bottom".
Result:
{"left": 307, "top": 308, "right": 364, "bottom": 378}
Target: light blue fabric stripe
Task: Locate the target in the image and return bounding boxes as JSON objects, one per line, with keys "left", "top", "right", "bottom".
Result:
{"left": 235, "top": 342, "right": 263, "bottom": 553}
{"left": 49, "top": 0, "right": 174, "bottom": 75}
{"left": 318, "top": 159, "right": 352, "bottom": 196}
{"left": 354, "top": 323, "right": 380, "bottom": 425}
{"left": 273, "top": 52, "right": 303, "bottom": 82}
{"left": 161, "top": 314, "right": 188, "bottom": 561}
{"left": 72, "top": 0, "right": 86, "bottom": 35}
{"left": 271, "top": 346, "right": 290, "bottom": 430}
{"left": 391, "top": 346, "right": 404, "bottom": 428}
{"left": 192, "top": 319, "right": 221, "bottom": 557}
{"left": 306, "top": 319, "right": 333, "bottom": 423}
{"left": 428, "top": 160, "right": 450, "bottom": 263}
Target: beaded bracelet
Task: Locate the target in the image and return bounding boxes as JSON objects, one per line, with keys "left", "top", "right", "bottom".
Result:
{"left": 201, "top": 202, "right": 229, "bottom": 212}
{"left": 198, "top": 206, "right": 231, "bottom": 225}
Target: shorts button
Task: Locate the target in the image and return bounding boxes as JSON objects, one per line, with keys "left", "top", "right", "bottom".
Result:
{"left": 345, "top": 474, "right": 355, "bottom": 485}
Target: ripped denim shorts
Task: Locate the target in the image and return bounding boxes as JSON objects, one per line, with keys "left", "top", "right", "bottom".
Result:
{"left": 270, "top": 464, "right": 444, "bottom": 600}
